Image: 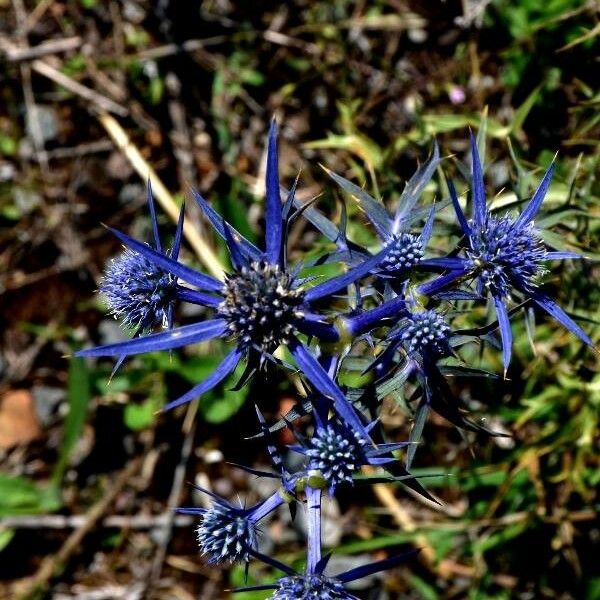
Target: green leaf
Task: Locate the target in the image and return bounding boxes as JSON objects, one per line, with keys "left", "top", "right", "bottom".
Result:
{"left": 124, "top": 396, "right": 160, "bottom": 431}
{"left": 51, "top": 357, "right": 91, "bottom": 486}
{"left": 0, "top": 474, "right": 61, "bottom": 516}
{"left": 0, "top": 528, "right": 15, "bottom": 552}
{"left": 510, "top": 84, "right": 543, "bottom": 134}
{"left": 198, "top": 362, "right": 249, "bottom": 424}
{"left": 408, "top": 574, "right": 440, "bottom": 600}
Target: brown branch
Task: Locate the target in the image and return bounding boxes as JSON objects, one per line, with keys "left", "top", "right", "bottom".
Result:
{"left": 97, "top": 112, "right": 225, "bottom": 278}
{"left": 31, "top": 59, "right": 129, "bottom": 117}
{"left": 2, "top": 36, "right": 82, "bottom": 62}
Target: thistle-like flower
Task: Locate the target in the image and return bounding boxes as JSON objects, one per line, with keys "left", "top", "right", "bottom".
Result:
{"left": 101, "top": 182, "right": 183, "bottom": 335}
{"left": 396, "top": 309, "right": 452, "bottom": 358}
{"left": 234, "top": 541, "right": 419, "bottom": 600}
{"left": 268, "top": 574, "right": 354, "bottom": 599}
{"left": 290, "top": 407, "right": 409, "bottom": 495}
{"left": 176, "top": 487, "right": 284, "bottom": 565}
{"left": 76, "top": 121, "right": 392, "bottom": 438}
{"left": 419, "top": 135, "right": 594, "bottom": 370}
{"left": 101, "top": 247, "right": 176, "bottom": 332}
{"left": 345, "top": 300, "right": 502, "bottom": 466}
{"left": 321, "top": 144, "right": 464, "bottom": 280}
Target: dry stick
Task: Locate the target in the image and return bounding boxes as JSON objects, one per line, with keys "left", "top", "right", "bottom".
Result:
{"left": 0, "top": 513, "right": 194, "bottom": 530}
{"left": 145, "top": 400, "right": 199, "bottom": 597}
{"left": 31, "top": 59, "right": 128, "bottom": 117}
{"left": 11, "top": 0, "right": 49, "bottom": 174}
{"left": 3, "top": 36, "right": 82, "bottom": 62}
{"left": 97, "top": 112, "right": 225, "bottom": 279}
{"left": 14, "top": 457, "right": 143, "bottom": 600}
{"left": 22, "top": 0, "right": 54, "bottom": 32}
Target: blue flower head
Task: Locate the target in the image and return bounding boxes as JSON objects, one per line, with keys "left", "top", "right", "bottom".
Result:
{"left": 344, "top": 300, "right": 504, "bottom": 466}
{"left": 77, "top": 120, "right": 390, "bottom": 439}
{"left": 101, "top": 247, "right": 175, "bottom": 332}
{"left": 396, "top": 309, "right": 452, "bottom": 358}
{"left": 322, "top": 144, "right": 464, "bottom": 279}
{"left": 176, "top": 487, "right": 284, "bottom": 565}
{"left": 420, "top": 134, "right": 594, "bottom": 371}
{"left": 100, "top": 182, "right": 182, "bottom": 335}
{"left": 305, "top": 423, "right": 365, "bottom": 490}
{"left": 289, "top": 407, "right": 409, "bottom": 495}
{"left": 269, "top": 574, "right": 353, "bottom": 599}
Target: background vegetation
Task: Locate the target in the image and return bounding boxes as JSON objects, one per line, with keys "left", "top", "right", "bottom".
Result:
{"left": 0, "top": 1, "right": 598, "bottom": 599}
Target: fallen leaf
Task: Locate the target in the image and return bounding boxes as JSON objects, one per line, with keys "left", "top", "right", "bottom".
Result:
{"left": 0, "top": 390, "right": 42, "bottom": 449}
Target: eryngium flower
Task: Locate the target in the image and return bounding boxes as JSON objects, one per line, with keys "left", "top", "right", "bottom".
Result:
{"left": 269, "top": 574, "right": 353, "bottom": 600}
{"left": 101, "top": 182, "right": 182, "bottom": 335}
{"left": 176, "top": 488, "right": 284, "bottom": 565}
{"left": 77, "top": 120, "right": 385, "bottom": 438}
{"left": 320, "top": 144, "right": 464, "bottom": 279}
{"left": 347, "top": 302, "right": 501, "bottom": 466}
{"left": 196, "top": 502, "right": 255, "bottom": 564}
{"left": 420, "top": 134, "right": 594, "bottom": 370}
{"left": 292, "top": 411, "right": 409, "bottom": 495}
{"left": 216, "top": 261, "right": 304, "bottom": 352}
{"left": 397, "top": 309, "right": 452, "bottom": 357}
{"left": 101, "top": 247, "right": 175, "bottom": 332}
{"left": 236, "top": 547, "right": 419, "bottom": 599}
{"left": 305, "top": 424, "right": 364, "bottom": 489}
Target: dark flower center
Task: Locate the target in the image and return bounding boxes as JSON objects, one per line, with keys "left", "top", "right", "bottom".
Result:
{"left": 101, "top": 248, "right": 175, "bottom": 332}
{"left": 306, "top": 425, "right": 365, "bottom": 487}
{"left": 196, "top": 503, "right": 256, "bottom": 564}
{"left": 380, "top": 233, "right": 424, "bottom": 273}
{"left": 468, "top": 216, "right": 547, "bottom": 297}
{"left": 399, "top": 310, "right": 451, "bottom": 357}
{"left": 217, "top": 262, "right": 305, "bottom": 353}
{"left": 271, "top": 575, "right": 351, "bottom": 600}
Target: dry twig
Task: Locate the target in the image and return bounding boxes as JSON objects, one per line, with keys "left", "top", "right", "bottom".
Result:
{"left": 97, "top": 112, "right": 225, "bottom": 278}
{"left": 31, "top": 59, "right": 128, "bottom": 117}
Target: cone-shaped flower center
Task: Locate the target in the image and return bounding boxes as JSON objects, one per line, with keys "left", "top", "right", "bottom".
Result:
{"left": 271, "top": 575, "right": 352, "bottom": 599}
{"left": 101, "top": 248, "right": 175, "bottom": 332}
{"left": 380, "top": 233, "right": 423, "bottom": 273}
{"left": 196, "top": 503, "right": 256, "bottom": 564}
{"left": 468, "top": 216, "right": 546, "bottom": 297}
{"left": 218, "top": 262, "right": 305, "bottom": 353}
{"left": 400, "top": 310, "right": 451, "bottom": 356}
{"left": 306, "top": 425, "right": 365, "bottom": 487}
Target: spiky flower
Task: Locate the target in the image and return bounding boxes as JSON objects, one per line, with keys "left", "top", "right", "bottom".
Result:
{"left": 76, "top": 120, "right": 393, "bottom": 439}
{"left": 101, "top": 248, "right": 175, "bottom": 332}
{"left": 397, "top": 310, "right": 452, "bottom": 357}
{"left": 285, "top": 408, "right": 416, "bottom": 496}
{"left": 380, "top": 232, "right": 424, "bottom": 273}
{"left": 269, "top": 575, "right": 353, "bottom": 600}
{"left": 177, "top": 488, "right": 284, "bottom": 565}
{"left": 419, "top": 133, "right": 593, "bottom": 371}
{"left": 466, "top": 215, "right": 547, "bottom": 298}
{"left": 99, "top": 182, "right": 183, "bottom": 337}
{"left": 217, "top": 261, "right": 305, "bottom": 353}
{"left": 196, "top": 501, "right": 256, "bottom": 564}
{"left": 305, "top": 424, "right": 365, "bottom": 488}
{"left": 319, "top": 144, "right": 464, "bottom": 281}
